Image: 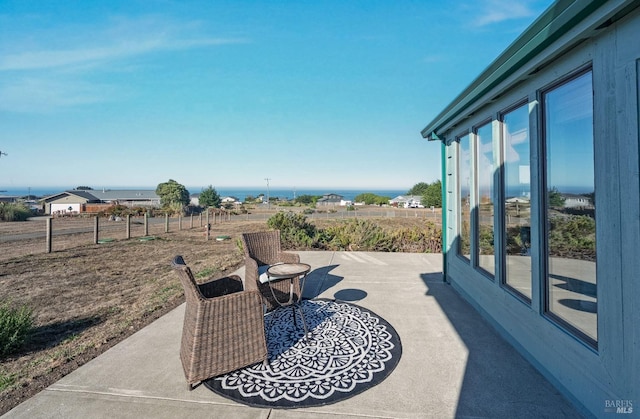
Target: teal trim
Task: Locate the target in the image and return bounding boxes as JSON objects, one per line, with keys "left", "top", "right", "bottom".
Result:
{"left": 421, "top": 0, "right": 607, "bottom": 140}
{"left": 440, "top": 141, "right": 447, "bottom": 282}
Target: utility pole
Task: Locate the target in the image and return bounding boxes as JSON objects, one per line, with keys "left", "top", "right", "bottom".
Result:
{"left": 264, "top": 178, "right": 271, "bottom": 210}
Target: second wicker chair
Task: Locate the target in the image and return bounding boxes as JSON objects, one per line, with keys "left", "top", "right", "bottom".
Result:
{"left": 241, "top": 230, "right": 301, "bottom": 311}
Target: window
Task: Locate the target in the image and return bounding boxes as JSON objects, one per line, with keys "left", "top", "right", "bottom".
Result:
{"left": 502, "top": 104, "right": 532, "bottom": 300}
{"left": 457, "top": 134, "right": 471, "bottom": 260}
{"left": 542, "top": 70, "right": 597, "bottom": 345}
{"left": 475, "top": 122, "right": 495, "bottom": 277}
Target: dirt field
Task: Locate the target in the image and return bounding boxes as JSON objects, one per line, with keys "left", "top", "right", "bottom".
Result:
{"left": 0, "top": 218, "right": 273, "bottom": 414}
{"left": 0, "top": 211, "right": 437, "bottom": 414}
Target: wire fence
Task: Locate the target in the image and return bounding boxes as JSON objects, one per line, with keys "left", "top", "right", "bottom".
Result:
{"left": 0, "top": 207, "right": 442, "bottom": 259}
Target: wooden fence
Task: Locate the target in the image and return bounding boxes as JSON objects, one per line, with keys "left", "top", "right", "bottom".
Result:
{"left": 1, "top": 207, "right": 441, "bottom": 256}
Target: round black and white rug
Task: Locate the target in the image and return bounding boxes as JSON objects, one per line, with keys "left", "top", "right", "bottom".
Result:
{"left": 204, "top": 299, "right": 402, "bottom": 409}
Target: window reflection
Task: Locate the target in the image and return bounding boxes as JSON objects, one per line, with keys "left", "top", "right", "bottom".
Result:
{"left": 502, "top": 104, "right": 532, "bottom": 299}
{"left": 543, "top": 70, "right": 597, "bottom": 344}
{"left": 476, "top": 123, "right": 495, "bottom": 276}
{"left": 458, "top": 134, "right": 471, "bottom": 260}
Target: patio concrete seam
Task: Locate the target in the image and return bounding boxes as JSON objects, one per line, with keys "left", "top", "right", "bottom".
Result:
{"left": 44, "top": 387, "right": 245, "bottom": 408}
{"left": 287, "top": 409, "right": 403, "bottom": 419}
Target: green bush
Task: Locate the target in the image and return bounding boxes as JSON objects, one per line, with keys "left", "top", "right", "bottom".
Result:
{"left": 478, "top": 225, "right": 494, "bottom": 255}
{"left": 548, "top": 215, "right": 596, "bottom": 260}
{"left": 267, "top": 213, "right": 443, "bottom": 253}
{"left": 389, "top": 222, "right": 442, "bottom": 253}
{"left": 267, "top": 212, "right": 318, "bottom": 249}
{"left": 0, "top": 202, "right": 32, "bottom": 221}
{"left": 323, "top": 219, "right": 394, "bottom": 251}
{"left": 0, "top": 301, "right": 34, "bottom": 358}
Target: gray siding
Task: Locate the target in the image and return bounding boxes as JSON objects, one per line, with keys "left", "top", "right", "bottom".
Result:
{"left": 432, "top": 4, "right": 640, "bottom": 416}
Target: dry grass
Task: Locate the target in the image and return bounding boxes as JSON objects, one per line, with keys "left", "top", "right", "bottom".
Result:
{"left": 0, "top": 219, "right": 268, "bottom": 414}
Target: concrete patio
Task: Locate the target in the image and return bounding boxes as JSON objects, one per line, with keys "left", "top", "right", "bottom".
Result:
{"left": 2, "top": 251, "right": 584, "bottom": 418}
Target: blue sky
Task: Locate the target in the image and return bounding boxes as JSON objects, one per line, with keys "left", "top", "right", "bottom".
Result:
{"left": 0, "top": 0, "right": 553, "bottom": 191}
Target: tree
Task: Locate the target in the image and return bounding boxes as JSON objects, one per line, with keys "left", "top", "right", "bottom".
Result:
{"left": 75, "top": 186, "right": 93, "bottom": 190}
{"left": 421, "top": 180, "right": 442, "bottom": 208}
{"left": 354, "top": 193, "right": 390, "bottom": 206}
{"left": 156, "top": 179, "right": 190, "bottom": 208}
{"left": 296, "top": 194, "right": 318, "bottom": 205}
{"left": 548, "top": 187, "right": 566, "bottom": 208}
{"left": 199, "top": 185, "right": 221, "bottom": 208}
{"left": 407, "top": 182, "right": 430, "bottom": 196}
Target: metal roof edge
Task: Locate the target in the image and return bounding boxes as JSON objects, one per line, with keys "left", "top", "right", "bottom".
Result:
{"left": 420, "top": 0, "right": 609, "bottom": 140}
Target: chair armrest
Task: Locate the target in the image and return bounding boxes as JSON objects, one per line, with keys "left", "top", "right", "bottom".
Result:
{"left": 278, "top": 251, "right": 300, "bottom": 264}
{"left": 244, "top": 256, "right": 260, "bottom": 292}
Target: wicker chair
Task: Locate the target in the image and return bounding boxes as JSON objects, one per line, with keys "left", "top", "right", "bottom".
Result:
{"left": 241, "top": 230, "right": 301, "bottom": 311}
{"left": 171, "top": 255, "right": 267, "bottom": 390}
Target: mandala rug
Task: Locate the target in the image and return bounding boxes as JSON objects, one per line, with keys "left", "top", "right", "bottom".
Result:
{"left": 203, "top": 299, "right": 402, "bottom": 409}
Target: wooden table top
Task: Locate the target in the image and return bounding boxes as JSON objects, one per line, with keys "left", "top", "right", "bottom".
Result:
{"left": 267, "top": 263, "right": 311, "bottom": 278}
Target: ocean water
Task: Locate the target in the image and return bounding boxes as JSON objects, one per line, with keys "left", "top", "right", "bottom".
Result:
{"left": 208, "top": 187, "right": 408, "bottom": 202}
{"left": 1, "top": 186, "right": 410, "bottom": 202}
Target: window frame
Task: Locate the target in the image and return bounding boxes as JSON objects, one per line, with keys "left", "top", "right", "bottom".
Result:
{"left": 455, "top": 131, "right": 472, "bottom": 263}
{"left": 499, "top": 99, "right": 533, "bottom": 304}
{"left": 472, "top": 118, "right": 497, "bottom": 280}
{"left": 539, "top": 64, "right": 598, "bottom": 349}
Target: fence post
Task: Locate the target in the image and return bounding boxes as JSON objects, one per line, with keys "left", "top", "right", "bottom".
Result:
{"left": 190, "top": 214, "right": 194, "bottom": 229}
{"left": 199, "top": 212, "right": 203, "bottom": 227}
{"left": 46, "top": 217, "right": 52, "bottom": 253}
{"left": 178, "top": 215, "right": 182, "bottom": 231}
{"left": 94, "top": 216, "right": 99, "bottom": 244}
{"left": 165, "top": 214, "right": 169, "bottom": 233}
{"left": 206, "top": 210, "right": 210, "bottom": 227}
{"left": 144, "top": 213, "right": 149, "bottom": 236}
{"left": 126, "top": 214, "right": 131, "bottom": 239}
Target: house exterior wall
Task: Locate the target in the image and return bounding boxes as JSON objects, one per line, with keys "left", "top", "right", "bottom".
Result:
{"left": 317, "top": 194, "right": 343, "bottom": 206}
{"left": 427, "top": 3, "right": 640, "bottom": 417}
{"left": 51, "top": 203, "right": 81, "bottom": 214}
{"left": 45, "top": 195, "right": 90, "bottom": 214}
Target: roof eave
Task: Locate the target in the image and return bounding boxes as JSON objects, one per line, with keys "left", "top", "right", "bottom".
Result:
{"left": 420, "top": 0, "right": 610, "bottom": 141}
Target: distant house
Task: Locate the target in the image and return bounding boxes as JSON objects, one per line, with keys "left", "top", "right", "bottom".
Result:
{"left": 89, "top": 189, "right": 161, "bottom": 207}
{"left": 316, "top": 193, "right": 343, "bottom": 206}
{"left": 42, "top": 191, "right": 102, "bottom": 215}
{"left": 0, "top": 195, "right": 18, "bottom": 203}
{"left": 221, "top": 196, "right": 239, "bottom": 204}
{"left": 42, "top": 189, "right": 160, "bottom": 215}
{"left": 562, "top": 193, "right": 592, "bottom": 208}
{"left": 389, "top": 195, "right": 423, "bottom": 208}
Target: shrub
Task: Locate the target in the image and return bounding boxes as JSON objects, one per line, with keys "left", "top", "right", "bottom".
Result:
{"left": 323, "top": 219, "right": 394, "bottom": 251}
{"left": 0, "top": 203, "right": 32, "bottom": 222}
{"left": 0, "top": 300, "right": 34, "bottom": 358}
{"left": 267, "top": 214, "right": 443, "bottom": 254}
{"left": 389, "top": 222, "right": 442, "bottom": 253}
{"left": 267, "top": 212, "right": 318, "bottom": 249}
{"left": 548, "top": 215, "right": 596, "bottom": 260}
